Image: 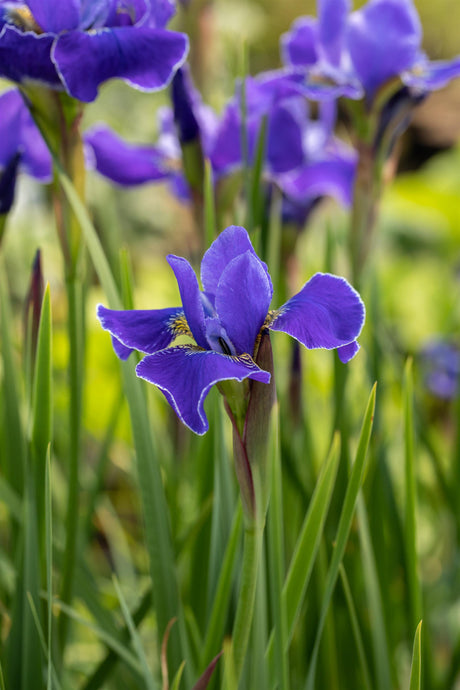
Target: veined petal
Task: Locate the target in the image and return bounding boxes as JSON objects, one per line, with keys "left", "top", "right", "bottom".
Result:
{"left": 403, "top": 56, "right": 460, "bottom": 92}
{"left": 337, "top": 341, "right": 360, "bottom": 363}
{"left": 84, "top": 124, "right": 171, "bottom": 186}
{"left": 318, "top": 0, "right": 350, "bottom": 67}
{"left": 0, "top": 25, "right": 60, "bottom": 88}
{"left": 347, "top": 0, "right": 422, "bottom": 100}
{"left": 281, "top": 17, "right": 319, "bottom": 67}
{"left": 97, "top": 304, "right": 188, "bottom": 360}
{"left": 200, "top": 225, "right": 271, "bottom": 297}
{"left": 136, "top": 346, "right": 270, "bottom": 434}
{"left": 215, "top": 251, "right": 273, "bottom": 356}
{"left": 26, "top": 0, "right": 80, "bottom": 32}
{"left": 52, "top": 26, "right": 188, "bottom": 102}
{"left": 269, "top": 273, "right": 364, "bottom": 356}
{"left": 167, "top": 255, "right": 208, "bottom": 348}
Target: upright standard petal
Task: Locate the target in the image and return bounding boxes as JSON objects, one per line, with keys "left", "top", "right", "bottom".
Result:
{"left": 266, "top": 104, "right": 304, "bottom": 174}
{"left": 269, "top": 273, "right": 364, "bottom": 356}
{"left": 136, "top": 346, "right": 270, "bottom": 434}
{"left": 215, "top": 251, "right": 273, "bottom": 356}
{"left": 0, "top": 25, "right": 60, "bottom": 88}
{"left": 26, "top": 0, "right": 80, "bottom": 33}
{"left": 52, "top": 26, "right": 189, "bottom": 102}
{"left": 84, "top": 125, "right": 171, "bottom": 186}
{"left": 281, "top": 17, "right": 319, "bottom": 68}
{"left": 166, "top": 255, "right": 208, "bottom": 348}
{"left": 347, "top": 0, "right": 422, "bottom": 100}
{"left": 318, "top": 0, "right": 350, "bottom": 67}
{"left": 97, "top": 304, "right": 188, "bottom": 359}
{"left": 200, "top": 225, "right": 259, "bottom": 296}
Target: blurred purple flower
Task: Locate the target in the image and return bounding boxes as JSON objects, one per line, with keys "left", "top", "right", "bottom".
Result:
{"left": 0, "top": 0, "right": 188, "bottom": 102}
{"left": 0, "top": 88, "right": 52, "bottom": 214}
{"left": 420, "top": 340, "right": 460, "bottom": 400}
{"left": 85, "top": 67, "right": 356, "bottom": 218}
{"left": 97, "top": 225, "right": 365, "bottom": 434}
{"left": 282, "top": 0, "right": 460, "bottom": 104}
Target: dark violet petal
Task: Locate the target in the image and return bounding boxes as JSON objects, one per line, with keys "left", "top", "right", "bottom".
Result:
{"left": 270, "top": 273, "right": 364, "bottom": 356}
{"left": 281, "top": 17, "right": 319, "bottom": 67}
{"left": 347, "top": 0, "right": 422, "bottom": 100}
{"left": 0, "top": 90, "right": 22, "bottom": 165}
{"left": 208, "top": 103, "right": 241, "bottom": 174}
{"left": 172, "top": 66, "right": 200, "bottom": 144}
{"left": 337, "top": 340, "right": 360, "bottom": 363}
{"left": 52, "top": 26, "right": 188, "bottom": 102}
{"left": 290, "top": 72, "right": 362, "bottom": 101}
{"left": 215, "top": 251, "right": 273, "bottom": 356}
{"left": 167, "top": 255, "right": 208, "bottom": 348}
{"left": 0, "top": 25, "right": 61, "bottom": 88}
{"left": 0, "top": 152, "right": 20, "bottom": 214}
{"left": 318, "top": 0, "right": 350, "bottom": 67}
{"left": 97, "top": 303, "right": 187, "bottom": 358}
{"left": 111, "top": 336, "right": 133, "bottom": 361}
{"left": 79, "top": 0, "right": 112, "bottom": 29}
{"left": 26, "top": 0, "right": 80, "bottom": 33}
{"left": 168, "top": 171, "right": 190, "bottom": 202}
{"left": 145, "top": 0, "right": 176, "bottom": 29}
{"left": 266, "top": 104, "right": 303, "bottom": 174}
{"left": 200, "top": 225, "right": 270, "bottom": 296}
{"left": 20, "top": 113, "right": 53, "bottom": 181}
{"left": 277, "top": 154, "right": 357, "bottom": 208}
{"left": 403, "top": 56, "right": 460, "bottom": 92}
{"left": 84, "top": 125, "right": 171, "bottom": 186}
{"left": 136, "top": 346, "right": 270, "bottom": 434}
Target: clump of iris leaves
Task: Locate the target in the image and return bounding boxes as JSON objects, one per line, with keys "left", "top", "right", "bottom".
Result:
{"left": 0, "top": 0, "right": 459, "bottom": 689}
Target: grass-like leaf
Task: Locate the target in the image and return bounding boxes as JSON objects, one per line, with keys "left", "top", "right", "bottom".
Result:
{"left": 404, "top": 358, "right": 422, "bottom": 632}
{"left": 305, "top": 383, "right": 377, "bottom": 689}
{"left": 409, "top": 621, "right": 422, "bottom": 690}
{"left": 56, "top": 161, "right": 192, "bottom": 681}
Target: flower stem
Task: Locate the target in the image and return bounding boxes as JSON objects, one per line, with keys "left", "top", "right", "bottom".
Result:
{"left": 232, "top": 524, "right": 263, "bottom": 682}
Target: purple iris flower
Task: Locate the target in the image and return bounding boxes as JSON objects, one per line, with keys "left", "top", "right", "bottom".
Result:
{"left": 0, "top": 0, "right": 188, "bottom": 102}
{"left": 282, "top": 0, "right": 460, "bottom": 104}
{"left": 420, "top": 340, "right": 460, "bottom": 400}
{"left": 97, "top": 225, "right": 365, "bottom": 434}
{"left": 0, "top": 88, "right": 52, "bottom": 213}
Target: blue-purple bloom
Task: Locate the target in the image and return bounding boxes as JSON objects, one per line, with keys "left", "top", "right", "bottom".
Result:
{"left": 0, "top": 88, "right": 52, "bottom": 213}
{"left": 420, "top": 340, "right": 460, "bottom": 400}
{"left": 282, "top": 0, "right": 460, "bottom": 104}
{"left": 97, "top": 225, "right": 365, "bottom": 434}
{"left": 0, "top": 0, "right": 188, "bottom": 102}
{"left": 85, "top": 67, "right": 356, "bottom": 218}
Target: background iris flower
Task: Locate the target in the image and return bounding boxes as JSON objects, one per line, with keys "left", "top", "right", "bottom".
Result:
{"left": 97, "top": 225, "right": 365, "bottom": 434}
{"left": 0, "top": 0, "right": 188, "bottom": 101}
{"left": 282, "top": 0, "right": 460, "bottom": 104}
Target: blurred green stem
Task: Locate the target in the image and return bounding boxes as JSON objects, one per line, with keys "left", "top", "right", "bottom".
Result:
{"left": 232, "top": 524, "right": 263, "bottom": 682}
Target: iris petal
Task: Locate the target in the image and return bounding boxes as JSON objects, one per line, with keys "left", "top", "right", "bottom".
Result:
{"left": 277, "top": 155, "right": 356, "bottom": 208}
{"left": 97, "top": 304, "right": 187, "bottom": 360}
{"left": 167, "top": 255, "right": 208, "bottom": 348}
{"left": 200, "top": 225, "right": 271, "bottom": 297}
{"left": 26, "top": 0, "right": 80, "bottom": 33}
{"left": 85, "top": 125, "right": 171, "bottom": 186}
{"left": 318, "top": 0, "right": 350, "bottom": 67}
{"left": 347, "top": 0, "right": 422, "bottom": 100}
{"left": 0, "top": 25, "right": 60, "bottom": 88}
{"left": 281, "top": 17, "right": 319, "bottom": 67}
{"left": 215, "top": 251, "right": 273, "bottom": 356}
{"left": 269, "top": 273, "right": 364, "bottom": 356}
{"left": 403, "top": 57, "right": 460, "bottom": 91}
{"left": 52, "top": 26, "right": 188, "bottom": 102}
{"left": 136, "top": 346, "right": 270, "bottom": 434}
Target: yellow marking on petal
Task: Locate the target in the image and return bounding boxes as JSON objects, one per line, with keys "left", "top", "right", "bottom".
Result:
{"left": 8, "top": 6, "right": 43, "bottom": 33}
{"left": 168, "top": 313, "right": 193, "bottom": 339}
